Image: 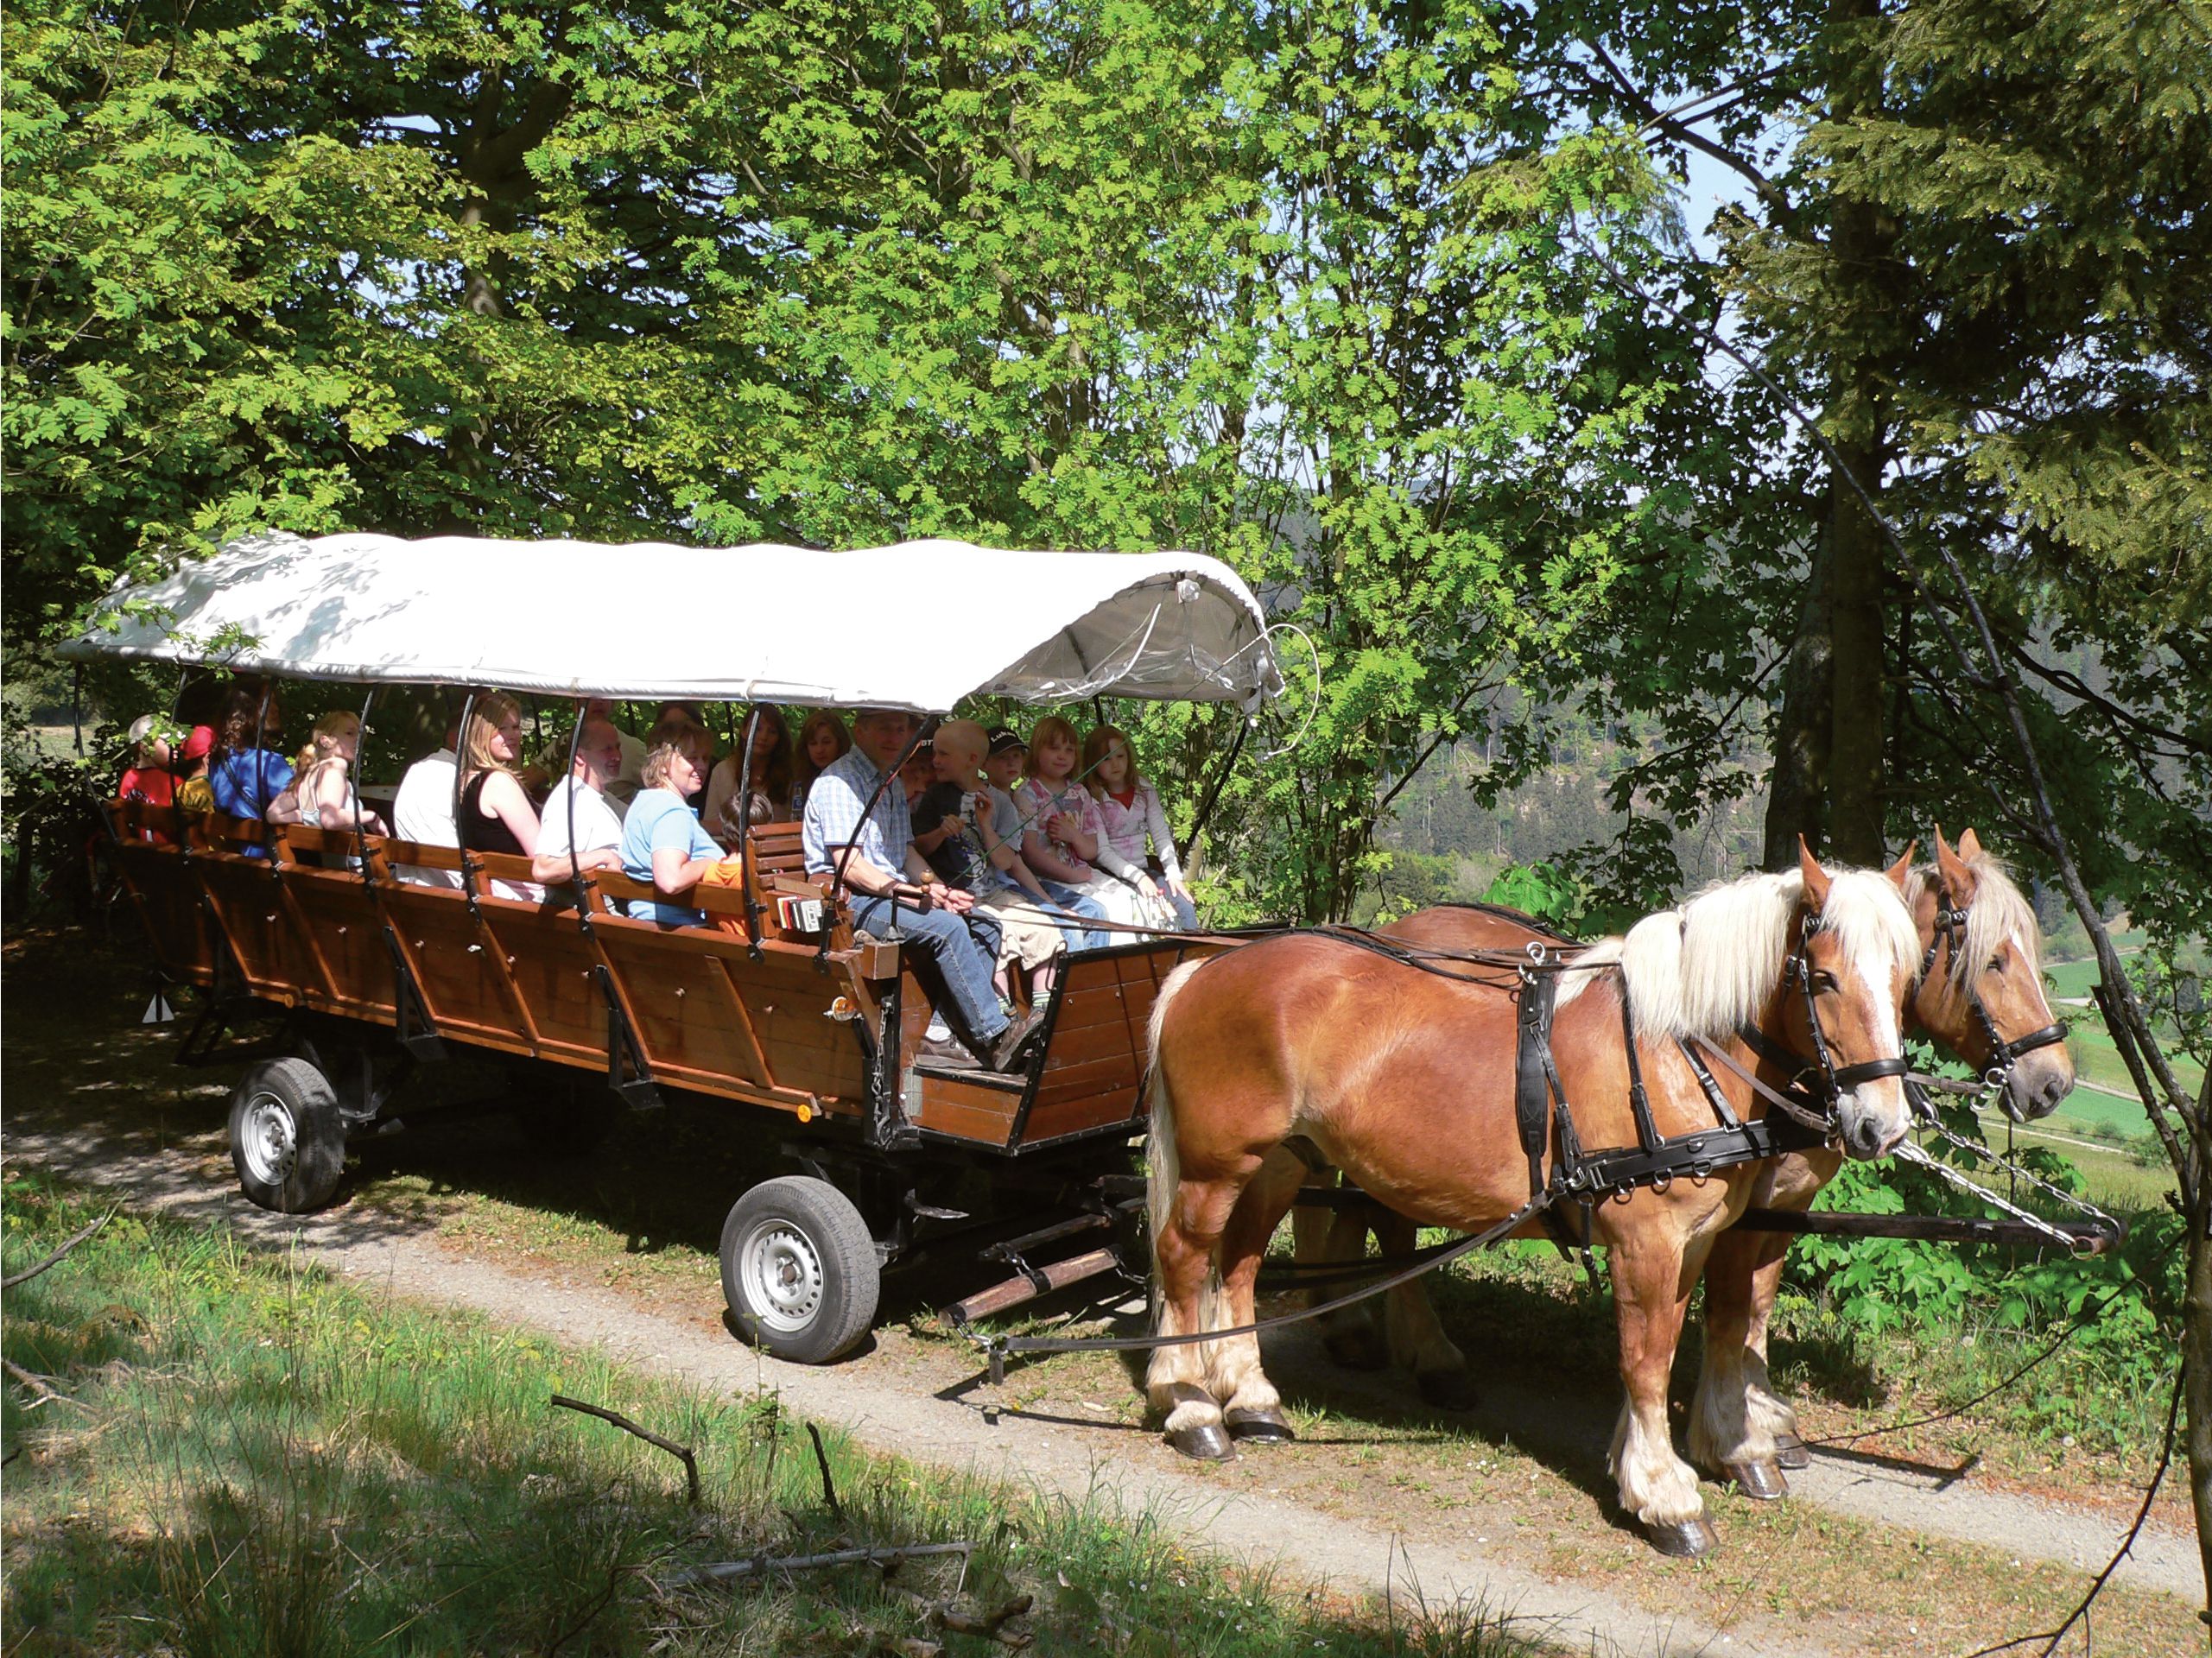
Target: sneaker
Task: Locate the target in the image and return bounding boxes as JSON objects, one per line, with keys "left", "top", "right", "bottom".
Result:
{"left": 984, "top": 1006, "right": 1049, "bottom": 1073}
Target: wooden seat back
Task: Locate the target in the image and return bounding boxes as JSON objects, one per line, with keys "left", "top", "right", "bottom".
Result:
{"left": 371, "top": 838, "right": 536, "bottom": 1053}
{"left": 102, "top": 801, "right": 219, "bottom": 985}
{"left": 264, "top": 825, "right": 399, "bottom": 1019}
{"left": 182, "top": 812, "right": 333, "bottom": 1005}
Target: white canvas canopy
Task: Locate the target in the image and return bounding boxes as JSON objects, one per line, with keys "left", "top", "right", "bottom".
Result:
{"left": 61, "top": 531, "right": 1283, "bottom": 712}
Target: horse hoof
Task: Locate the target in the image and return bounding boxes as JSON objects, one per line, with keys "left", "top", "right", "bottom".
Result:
{"left": 1322, "top": 1326, "right": 1389, "bottom": 1371}
{"left": 1226, "top": 1407, "right": 1296, "bottom": 1445}
{"left": 1416, "top": 1369, "right": 1479, "bottom": 1412}
{"left": 1646, "top": 1516, "right": 1719, "bottom": 1559}
{"left": 1168, "top": 1422, "right": 1238, "bottom": 1461}
{"left": 1773, "top": 1434, "right": 1810, "bottom": 1470}
{"left": 1723, "top": 1459, "right": 1789, "bottom": 1501}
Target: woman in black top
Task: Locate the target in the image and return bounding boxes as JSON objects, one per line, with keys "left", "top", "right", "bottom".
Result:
{"left": 457, "top": 692, "right": 539, "bottom": 858}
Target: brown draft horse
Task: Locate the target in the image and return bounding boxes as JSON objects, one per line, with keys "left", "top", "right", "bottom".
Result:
{"left": 1307, "top": 827, "right": 2076, "bottom": 1501}
{"left": 1143, "top": 844, "right": 1921, "bottom": 1555}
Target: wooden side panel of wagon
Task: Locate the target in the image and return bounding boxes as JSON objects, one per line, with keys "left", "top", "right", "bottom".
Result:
{"left": 104, "top": 805, "right": 219, "bottom": 987}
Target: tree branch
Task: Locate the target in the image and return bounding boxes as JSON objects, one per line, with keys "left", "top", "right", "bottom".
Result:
{"left": 2, "top": 1207, "right": 115, "bottom": 1291}
{"left": 548, "top": 1394, "right": 700, "bottom": 1505}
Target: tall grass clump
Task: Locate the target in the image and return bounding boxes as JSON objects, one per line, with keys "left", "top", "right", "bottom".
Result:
{"left": 1, "top": 1172, "right": 1551, "bottom": 1656}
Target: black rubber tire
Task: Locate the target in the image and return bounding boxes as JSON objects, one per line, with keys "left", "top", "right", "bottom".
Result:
{"left": 719, "top": 1176, "right": 880, "bottom": 1364}
{"left": 227, "top": 1056, "right": 346, "bottom": 1213}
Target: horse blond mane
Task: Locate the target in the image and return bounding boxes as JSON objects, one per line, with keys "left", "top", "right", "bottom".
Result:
{"left": 1575, "top": 865, "right": 1917, "bottom": 1042}
{"left": 1903, "top": 848, "right": 2041, "bottom": 985}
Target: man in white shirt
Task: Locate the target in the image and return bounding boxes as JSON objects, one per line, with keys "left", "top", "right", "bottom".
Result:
{"left": 390, "top": 717, "right": 461, "bottom": 888}
{"left": 585, "top": 698, "right": 648, "bottom": 805}
{"left": 533, "top": 714, "right": 628, "bottom": 883}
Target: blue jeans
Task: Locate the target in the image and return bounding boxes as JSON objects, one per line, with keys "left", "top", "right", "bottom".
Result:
{"left": 1038, "top": 881, "right": 1113, "bottom": 951}
{"left": 847, "top": 890, "right": 1007, "bottom": 1047}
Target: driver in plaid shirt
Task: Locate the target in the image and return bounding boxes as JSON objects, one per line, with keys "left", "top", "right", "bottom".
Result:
{"left": 803, "top": 708, "right": 1044, "bottom": 1073}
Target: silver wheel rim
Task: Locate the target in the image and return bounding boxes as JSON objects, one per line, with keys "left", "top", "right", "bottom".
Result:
{"left": 240, "top": 1091, "right": 298, "bottom": 1187}
{"left": 738, "top": 1218, "right": 826, "bottom": 1334}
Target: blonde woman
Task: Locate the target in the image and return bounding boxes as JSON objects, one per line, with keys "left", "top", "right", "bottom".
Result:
{"left": 456, "top": 693, "right": 539, "bottom": 859}
{"left": 294, "top": 711, "right": 387, "bottom": 834}
{"left": 456, "top": 693, "right": 544, "bottom": 900}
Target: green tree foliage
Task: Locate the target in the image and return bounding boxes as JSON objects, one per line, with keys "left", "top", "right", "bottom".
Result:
{"left": 4, "top": 0, "right": 1689, "bottom": 927}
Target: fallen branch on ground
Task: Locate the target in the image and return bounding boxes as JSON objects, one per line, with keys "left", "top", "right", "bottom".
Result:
{"left": 666, "top": 1542, "right": 976, "bottom": 1589}
{"left": 3, "top": 1357, "right": 85, "bottom": 1410}
{"left": 549, "top": 1394, "right": 701, "bottom": 1506}
{"left": 888, "top": 1583, "right": 1036, "bottom": 1650}
{"left": 2, "top": 1208, "right": 116, "bottom": 1291}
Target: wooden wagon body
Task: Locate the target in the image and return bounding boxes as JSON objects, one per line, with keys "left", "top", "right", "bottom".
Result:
{"left": 73, "top": 531, "right": 1281, "bottom": 1360}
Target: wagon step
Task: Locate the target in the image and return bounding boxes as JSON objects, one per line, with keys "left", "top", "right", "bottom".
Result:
{"left": 910, "top": 1059, "right": 1026, "bottom": 1092}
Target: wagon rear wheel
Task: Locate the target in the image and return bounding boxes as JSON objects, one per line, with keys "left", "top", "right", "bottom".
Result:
{"left": 719, "top": 1176, "right": 879, "bottom": 1364}
{"left": 227, "top": 1056, "right": 345, "bottom": 1213}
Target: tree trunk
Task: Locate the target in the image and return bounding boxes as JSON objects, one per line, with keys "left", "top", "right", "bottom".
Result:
{"left": 2189, "top": 1069, "right": 2212, "bottom": 1608}
{"left": 1826, "top": 433, "right": 1888, "bottom": 864}
{"left": 1762, "top": 534, "right": 1833, "bottom": 870}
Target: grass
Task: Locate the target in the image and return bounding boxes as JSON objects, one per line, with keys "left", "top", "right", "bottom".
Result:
{"left": 2036, "top": 938, "right": 2206, "bottom": 1104}
{"left": 2063, "top": 1022, "right": 2204, "bottom": 1105}
{"left": 0, "top": 1171, "right": 1546, "bottom": 1658}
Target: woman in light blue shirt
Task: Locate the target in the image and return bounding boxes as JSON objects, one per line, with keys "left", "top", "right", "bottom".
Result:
{"left": 619, "top": 736, "right": 723, "bottom": 926}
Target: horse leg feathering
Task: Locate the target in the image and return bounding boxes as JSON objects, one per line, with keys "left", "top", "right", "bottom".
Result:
{"left": 1145, "top": 961, "right": 1235, "bottom": 1459}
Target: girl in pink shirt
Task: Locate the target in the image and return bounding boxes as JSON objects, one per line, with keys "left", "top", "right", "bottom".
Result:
{"left": 1017, "top": 715, "right": 1158, "bottom": 934}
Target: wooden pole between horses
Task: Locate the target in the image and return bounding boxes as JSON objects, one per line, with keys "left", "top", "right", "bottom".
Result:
{"left": 1733, "top": 1206, "right": 2116, "bottom": 1254}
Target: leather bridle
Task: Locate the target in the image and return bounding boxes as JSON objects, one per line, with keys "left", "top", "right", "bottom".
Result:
{"left": 1917, "top": 883, "right": 2067, "bottom": 1116}
{"left": 1731, "top": 919, "right": 1912, "bottom": 1133}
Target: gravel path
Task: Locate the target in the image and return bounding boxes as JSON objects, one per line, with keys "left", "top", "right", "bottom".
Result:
{"left": 10, "top": 1117, "right": 1792, "bottom": 1658}
{"left": 5, "top": 1111, "right": 2199, "bottom": 1658}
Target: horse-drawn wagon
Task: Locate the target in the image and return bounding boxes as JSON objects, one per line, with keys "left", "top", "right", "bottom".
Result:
{"left": 67, "top": 528, "right": 2117, "bottom": 1557}
{"left": 67, "top": 530, "right": 1280, "bottom": 1362}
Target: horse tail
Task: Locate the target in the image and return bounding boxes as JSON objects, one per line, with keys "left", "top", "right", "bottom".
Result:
{"left": 1144, "top": 958, "right": 1208, "bottom": 1286}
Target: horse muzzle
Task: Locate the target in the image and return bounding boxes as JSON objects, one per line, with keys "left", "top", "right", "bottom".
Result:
{"left": 2001, "top": 1042, "right": 2076, "bottom": 1123}
{"left": 1836, "top": 1084, "right": 1911, "bottom": 1161}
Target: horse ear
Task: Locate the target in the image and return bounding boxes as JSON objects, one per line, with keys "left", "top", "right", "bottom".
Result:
{"left": 1885, "top": 842, "right": 1917, "bottom": 891}
{"left": 1934, "top": 825, "right": 1974, "bottom": 895}
{"left": 1797, "top": 835, "right": 1833, "bottom": 913}
{"left": 1958, "top": 826, "right": 1985, "bottom": 859}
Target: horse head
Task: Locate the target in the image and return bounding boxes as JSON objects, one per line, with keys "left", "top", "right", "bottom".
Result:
{"left": 1905, "top": 826, "right": 2076, "bottom": 1122}
{"left": 1791, "top": 838, "right": 1921, "bottom": 1161}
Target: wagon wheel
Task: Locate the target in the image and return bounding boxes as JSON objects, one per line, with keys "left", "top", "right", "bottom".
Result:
{"left": 719, "top": 1176, "right": 880, "bottom": 1364}
{"left": 227, "top": 1056, "right": 346, "bottom": 1214}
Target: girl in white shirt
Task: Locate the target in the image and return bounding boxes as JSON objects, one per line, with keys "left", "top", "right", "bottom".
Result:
{"left": 1082, "top": 725, "right": 1195, "bottom": 930}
